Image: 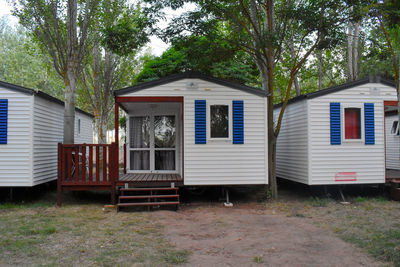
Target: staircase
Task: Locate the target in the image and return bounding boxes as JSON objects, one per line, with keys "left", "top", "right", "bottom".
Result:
{"left": 117, "top": 187, "right": 180, "bottom": 211}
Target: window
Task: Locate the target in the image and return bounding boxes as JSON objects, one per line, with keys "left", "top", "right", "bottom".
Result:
{"left": 391, "top": 120, "right": 400, "bottom": 136}
{"left": 154, "top": 115, "right": 176, "bottom": 170}
{"left": 129, "top": 116, "right": 150, "bottom": 170}
{"left": 78, "top": 119, "right": 81, "bottom": 135}
{"left": 210, "top": 105, "right": 229, "bottom": 138}
{"left": 344, "top": 108, "right": 361, "bottom": 139}
{"left": 128, "top": 114, "right": 178, "bottom": 172}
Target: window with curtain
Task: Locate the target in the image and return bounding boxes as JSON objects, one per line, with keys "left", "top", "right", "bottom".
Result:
{"left": 344, "top": 108, "right": 361, "bottom": 139}
{"left": 129, "top": 116, "right": 150, "bottom": 170}
{"left": 154, "top": 115, "right": 176, "bottom": 170}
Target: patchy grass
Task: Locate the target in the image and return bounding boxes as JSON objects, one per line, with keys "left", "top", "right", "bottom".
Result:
{"left": 163, "top": 250, "right": 191, "bottom": 264}
{"left": 0, "top": 202, "right": 52, "bottom": 209}
{"left": 253, "top": 255, "right": 264, "bottom": 264}
{"left": 299, "top": 196, "right": 400, "bottom": 266}
{"left": 308, "top": 197, "right": 334, "bottom": 207}
{"left": 0, "top": 201, "right": 189, "bottom": 266}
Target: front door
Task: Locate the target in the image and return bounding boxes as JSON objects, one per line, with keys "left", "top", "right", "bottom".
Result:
{"left": 128, "top": 113, "right": 178, "bottom": 173}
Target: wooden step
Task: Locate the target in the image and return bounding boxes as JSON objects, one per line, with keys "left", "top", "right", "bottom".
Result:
{"left": 117, "top": 201, "right": 179, "bottom": 207}
{"left": 119, "top": 195, "right": 179, "bottom": 200}
{"left": 120, "top": 187, "right": 178, "bottom": 192}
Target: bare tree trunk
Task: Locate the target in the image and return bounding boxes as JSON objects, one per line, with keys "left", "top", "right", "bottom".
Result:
{"left": 64, "top": 0, "right": 78, "bottom": 144}
{"left": 347, "top": 18, "right": 354, "bottom": 81}
{"left": 353, "top": 21, "right": 360, "bottom": 80}
{"left": 318, "top": 50, "right": 323, "bottom": 90}
{"left": 265, "top": 0, "right": 278, "bottom": 200}
{"left": 288, "top": 26, "right": 301, "bottom": 96}
{"left": 63, "top": 71, "right": 76, "bottom": 144}
{"left": 96, "top": 117, "right": 108, "bottom": 144}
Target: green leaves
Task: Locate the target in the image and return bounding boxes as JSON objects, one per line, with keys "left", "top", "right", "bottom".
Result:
{"left": 101, "top": 6, "right": 152, "bottom": 56}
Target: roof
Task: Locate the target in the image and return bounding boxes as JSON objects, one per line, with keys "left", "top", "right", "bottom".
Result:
{"left": 0, "top": 80, "right": 94, "bottom": 118}
{"left": 114, "top": 72, "right": 269, "bottom": 98}
{"left": 275, "top": 75, "right": 396, "bottom": 108}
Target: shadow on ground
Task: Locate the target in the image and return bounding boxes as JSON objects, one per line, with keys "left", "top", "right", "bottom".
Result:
{"left": 0, "top": 178, "right": 391, "bottom": 207}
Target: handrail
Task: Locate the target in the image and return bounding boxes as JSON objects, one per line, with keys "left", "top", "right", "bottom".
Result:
{"left": 58, "top": 143, "right": 118, "bottom": 186}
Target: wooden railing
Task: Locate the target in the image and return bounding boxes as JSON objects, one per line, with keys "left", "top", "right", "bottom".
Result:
{"left": 58, "top": 143, "right": 118, "bottom": 186}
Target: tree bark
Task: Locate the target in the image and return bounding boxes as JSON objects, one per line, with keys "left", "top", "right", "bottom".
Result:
{"left": 318, "top": 50, "right": 323, "bottom": 90}
{"left": 266, "top": 0, "right": 278, "bottom": 199}
{"left": 347, "top": 18, "right": 354, "bottom": 81}
{"left": 64, "top": 0, "right": 78, "bottom": 144}
{"left": 63, "top": 70, "right": 76, "bottom": 144}
{"left": 96, "top": 117, "right": 108, "bottom": 144}
{"left": 353, "top": 21, "right": 360, "bottom": 80}
{"left": 289, "top": 37, "right": 301, "bottom": 96}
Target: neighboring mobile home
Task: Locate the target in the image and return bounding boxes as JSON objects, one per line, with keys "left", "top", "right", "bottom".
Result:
{"left": 274, "top": 76, "right": 398, "bottom": 185}
{"left": 0, "top": 80, "right": 93, "bottom": 187}
{"left": 385, "top": 110, "right": 400, "bottom": 171}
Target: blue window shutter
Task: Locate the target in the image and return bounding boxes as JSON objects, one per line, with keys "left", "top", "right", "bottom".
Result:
{"left": 364, "top": 103, "right": 375, "bottom": 145}
{"left": 195, "top": 100, "right": 206, "bottom": 144}
{"left": 233, "top": 100, "right": 244, "bottom": 144}
{"left": 330, "top": 102, "right": 341, "bottom": 145}
{"left": 0, "top": 99, "right": 8, "bottom": 144}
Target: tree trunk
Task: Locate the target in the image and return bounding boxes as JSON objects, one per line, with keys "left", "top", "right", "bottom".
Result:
{"left": 64, "top": 0, "right": 78, "bottom": 144}
{"left": 318, "top": 50, "right": 323, "bottom": 90}
{"left": 63, "top": 70, "right": 76, "bottom": 144}
{"left": 347, "top": 19, "right": 354, "bottom": 81}
{"left": 96, "top": 115, "right": 108, "bottom": 144}
{"left": 353, "top": 21, "right": 360, "bottom": 80}
{"left": 289, "top": 34, "right": 301, "bottom": 96}
{"left": 266, "top": 0, "right": 277, "bottom": 199}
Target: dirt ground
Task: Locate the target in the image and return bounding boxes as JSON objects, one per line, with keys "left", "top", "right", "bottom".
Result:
{"left": 1, "top": 182, "right": 398, "bottom": 266}
{"left": 154, "top": 203, "right": 382, "bottom": 267}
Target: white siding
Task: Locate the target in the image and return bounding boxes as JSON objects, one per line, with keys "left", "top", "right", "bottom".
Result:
{"left": 121, "top": 78, "right": 268, "bottom": 185}
{"left": 308, "top": 83, "right": 397, "bottom": 185}
{"left": 75, "top": 112, "right": 93, "bottom": 144}
{"left": 385, "top": 114, "right": 400, "bottom": 170}
{"left": 32, "top": 95, "right": 93, "bottom": 186}
{"left": 0, "top": 87, "right": 33, "bottom": 186}
{"left": 274, "top": 100, "right": 309, "bottom": 184}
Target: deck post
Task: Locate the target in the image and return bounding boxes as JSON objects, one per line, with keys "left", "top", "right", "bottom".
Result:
{"left": 113, "top": 102, "right": 119, "bottom": 206}
{"left": 57, "top": 143, "right": 62, "bottom": 207}
{"left": 123, "top": 143, "right": 126, "bottom": 174}
{"left": 111, "top": 142, "right": 117, "bottom": 205}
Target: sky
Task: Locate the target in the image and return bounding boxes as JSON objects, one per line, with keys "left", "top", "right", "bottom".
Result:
{"left": 0, "top": 0, "right": 195, "bottom": 56}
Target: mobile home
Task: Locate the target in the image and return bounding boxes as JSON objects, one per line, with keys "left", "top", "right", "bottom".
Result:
{"left": 274, "top": 76, "right": 398, "bottom": 185}
{"left": 0, "top": 80, "right": 93, "bottom": 187}
{"left": 115, "top": 72, "right": 269, "bottom": 186}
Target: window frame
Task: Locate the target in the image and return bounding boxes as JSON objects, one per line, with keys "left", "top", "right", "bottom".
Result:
{"left": 342, "top": 104, "right": 364, "bottom": 143}
{"left": 391, "top": 120, "right": 400, "bottom": 136}
{"left": 207, "top": 101, "right": 232, "bottom": 141}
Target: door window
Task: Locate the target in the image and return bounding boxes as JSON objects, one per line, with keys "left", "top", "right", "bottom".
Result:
{"left": 129, "top": 114, "right": 177, "bottom": 172}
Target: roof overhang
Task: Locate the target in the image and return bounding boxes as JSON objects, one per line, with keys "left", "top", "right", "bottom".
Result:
{"left": 274, "top": 75, "right": 397, "bottom": 109}
{"left": 114, "top": 72, "right": 269, "bottom": 98}
{"left": 0, "top": 80, "right": 94, "bottom": 118}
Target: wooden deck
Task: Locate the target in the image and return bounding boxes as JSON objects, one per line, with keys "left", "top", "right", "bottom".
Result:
{"left": 118, "top": 173, "right": 183, "bottom": 183}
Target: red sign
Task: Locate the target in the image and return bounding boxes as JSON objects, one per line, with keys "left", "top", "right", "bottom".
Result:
{"left": 335, "top": 172, "right": 357, "bottom": 182}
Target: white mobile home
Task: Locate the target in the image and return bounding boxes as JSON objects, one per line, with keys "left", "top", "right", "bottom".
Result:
{"left": 274, "top": 76, "right": 398, "bottom": 185}
{"left": 385, "top": 110, "right": 400, "bottom": 171}
{"left": 114, "top": 72, "right": 269, "bottom": 186}
{"left": 0, "top": 80, "right": 93, "bottom": 187}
